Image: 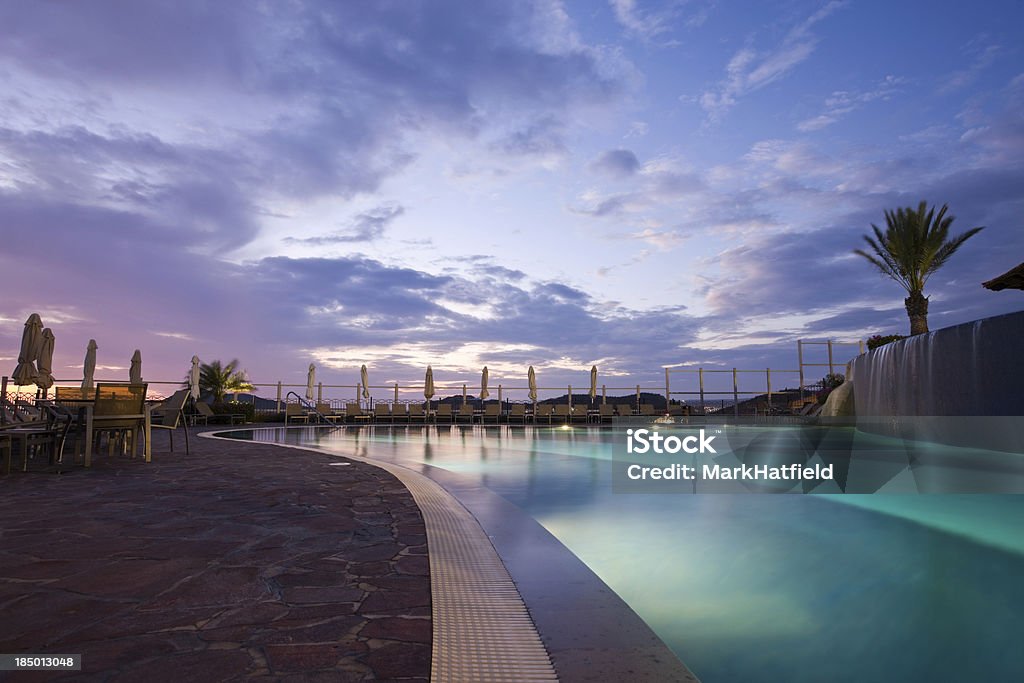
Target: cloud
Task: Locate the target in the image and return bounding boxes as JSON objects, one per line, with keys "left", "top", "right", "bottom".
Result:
{"left": 699, "top": 1, "right": 845, "bottom": 122}
{"left": 797, "top": 75, "right": 905, "bottom": 132}
{"left": 939, "top": 37, "right": 1001, "bottom": 93}
{"left": 285, "top": 204, "right": 405, "bottom": 245}
{"left": 589, "top": 148, "right": 641, "bottom": 177}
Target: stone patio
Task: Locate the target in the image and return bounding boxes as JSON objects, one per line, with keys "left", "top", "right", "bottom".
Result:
{"left": 0, "top": 428, "right": 431, "bottom": 681}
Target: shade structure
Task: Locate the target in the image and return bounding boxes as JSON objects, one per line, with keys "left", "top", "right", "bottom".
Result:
{"left": 12, "top": 313, "right": 43, "bottom": 385}
{"left": 589, "top": 365, "right": 598, "bottom": 402}
{"left": 82, "top": 340, "right": 98, "bottom": 391}
{"left": 36, "top": 328, "right": 55, "bottom": 391}
{"left": 360, "top": 365, "right": 370, "bottom": 399}
{"left": 982, "top": 262, "right": 1024, "bottom": 291}
{"left": 306, "top": 363, "right": 316, "bottom": 401}
{"left": 528, "top": 366, "right": 537, "bottom": 402}
{"left": 480, "top": 366, "right": 490, "bottom": 400}
{"left": 189, "top": 355, "right": 201, "bottom": 400}
{"left": 129, "top": 349, "right": 143, "bottom": 385}
{"left": 424, "top": 366, "right": 435, "bottom": 400}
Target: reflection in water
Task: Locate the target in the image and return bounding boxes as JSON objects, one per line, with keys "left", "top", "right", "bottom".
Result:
{"left": 223, "top": 425, "right": 1024, "bottom": 683}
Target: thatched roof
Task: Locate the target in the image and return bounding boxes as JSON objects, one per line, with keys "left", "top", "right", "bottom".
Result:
{"left": 982, "top": 262, "right": 1024, "bottom": 291}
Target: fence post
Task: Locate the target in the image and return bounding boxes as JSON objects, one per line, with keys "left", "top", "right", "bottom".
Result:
{"left": 318, "top": 382, "right": 323, "bottom": 403}
{"left": 828, "top": 340, "right": 835, "bottom": 377}
{"left": 859, "top": 339, "right": 865, "bottom": 354}
{"left": 602, "top": 385, "right": 606, "bottom": 404}
{"left": 636, "top": 385, "right": 640, "bottom": 410}
{"left": 568, "top": 385, "right": 572, "bottom": 408}
{"left": 664, "top": 367, "right": 670, "bottom": 410}
{"left": 766, "top": 368, "right": 773, "bottom": 412}
{"left": 733, "top": 368, "right": 739, "bottom": 418}
{"left": 276, "top": 381, "right": 282, "bottom": 412}
{"left": 699, "top": 368, "right": 705, "bottom": 414}
{"left": 498, "top": 385, "right": 502, "bottom": 405}
{"left": 797, "top": 340, "right": 805, "bottom": 399}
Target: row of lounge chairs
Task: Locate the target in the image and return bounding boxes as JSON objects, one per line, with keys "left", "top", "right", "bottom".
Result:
{"left": 285, "top": 401, "right": 677, "bottom": 425}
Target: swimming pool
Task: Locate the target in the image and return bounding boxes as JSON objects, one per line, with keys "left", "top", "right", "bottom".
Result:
{"left": 223, "top": 425, "right": 1024, "bottom": 682}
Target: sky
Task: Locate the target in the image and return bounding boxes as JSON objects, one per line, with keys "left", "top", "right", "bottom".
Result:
{"left": 1, "top": 0, "right": 1022, "bottom": 401}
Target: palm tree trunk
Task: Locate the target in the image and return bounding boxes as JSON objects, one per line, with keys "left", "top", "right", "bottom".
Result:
{"left": 905, "top": 290, "right": 929, "bottom": 335}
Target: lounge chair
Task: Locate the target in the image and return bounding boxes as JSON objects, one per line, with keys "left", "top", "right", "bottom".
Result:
{"left": 535, "top": 404, "right": 553, "bottom": 424}
{"left": 597, "top": 404, "right": 615, "bottom": 423}
{"left": 408, "top": 403, "right": 426, "bottom": 423}
{"left": 552, "top": 404, "right": 571, "bottom": 424}
{"left": 571, "top": 404, "right": 589, "bottom": 423}
{"left": 508, "top": 404, "right": 528, "bottom": 424}
{"left": 616, "top": 404, "right": 634, "bottom": 417}
{"left": 285, "top": 403, "right": 309, "bottom": 426}
{"left": 345, "top": 403, "right": 371, "bottom": 424}
{"left": 391, "top": 404, "right": 409, "bottom": 424}
{"left": 194, "top": 401, "right": 245, "bottom": 425}
{"left": 455, "top": 403, "right": 475, "bottom": 424}
{"left": 373, "top": 403, "right": 392, "bottom": 424}
{"left": 639, "top": 404, "right": 657, "bottom": 417}
{"left": 482, "top": 403, "right": 502, "bottom": 424}
{"left": 435, "top": 404, "right": 454, "bottom": 423}
{"left": 148, "top": 389, "right": 190, "bottom": 454}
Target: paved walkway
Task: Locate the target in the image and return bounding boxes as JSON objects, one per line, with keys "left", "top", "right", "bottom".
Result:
{"left": 0, "top": 429, "right": 431, "bottom": 681}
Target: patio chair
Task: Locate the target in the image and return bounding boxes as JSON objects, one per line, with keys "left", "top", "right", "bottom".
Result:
{"left": 552, "top": 404, "right": 571, "bottom": 424}
{"left": 598, "top": 404, "right": 615, "bottom": 423}
{"left": 639, "top": 403, "right": 657, "bottom": 417}
{"left": 374, "top": 403, "right": 392, "bottom": 424}
{"left": 571, "top": 404, "right": 589, "bottom": 423}
{"left": 482, "top": 403, "right": 502, "bottom": 424}
{"left": 535, "top": 404, "right": 553, "bottom": 424}
{"left": 616, "top": 404, "right": 635, "bottom": 417}
{"left": 194, "top": 401, "right": 245, "bottom": 425}
{"left": 435, "top": 404, "right": 454, "bottom": 423}
{"left": 148, "top": 389, "right": 190, "bottom": 454}
{"left": 455, "top": 403, "right": 475, "bottom": 424}
{"left": 90, "top": 382, "right": 148, "bottom": 462}
{"left": 2, "top": 403, "right": 73, "bottom": 473}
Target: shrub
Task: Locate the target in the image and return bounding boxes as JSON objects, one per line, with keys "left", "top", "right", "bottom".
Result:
{"left": 816, "top": 373, "right": 845, "bottom": 403}
{"left": 867, "top": 334, "right": 904, "bottom": 350}
{"left": 213, "top": 400, "right": 255, "bottom": 422}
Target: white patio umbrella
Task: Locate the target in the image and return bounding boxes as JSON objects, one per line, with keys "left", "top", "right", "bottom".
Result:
{"left": 129, "top": 349, "right": 143, "bottom": 384}
{"left": 82, "top": 340, "right": 98, "bottom": 391}
{"left": 11, "top": 313, "right": 43, "bottom": 385}
{"left": 360, "top": 365, "right": 370, "bottom": 400}
{"left": 424, "top": 366, "right": 435, "bottom": 401}
{"left": 189, "top": 355, "right": 201, "bottom": 400}
{"left": 589, "top": 365, "right": 598, "bottom": 402}
{"left": 306, "top": 363, "right": 316, "bottom": 402}
{"left": 36, "top": 328, "right": 55, "bottom": 392}
{"left": 480, "top": 366, "right": 490, "bottom": 400}
{"left": 528, "top": 366, "right": 537, "bottom": 403}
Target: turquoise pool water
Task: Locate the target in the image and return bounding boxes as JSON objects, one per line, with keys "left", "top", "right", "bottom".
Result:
{"left": 225, "top": 425, "right": 1024, "bottom": 682}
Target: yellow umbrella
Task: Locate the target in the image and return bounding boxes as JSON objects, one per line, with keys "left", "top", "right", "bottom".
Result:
{"left": 480, "top": 366, "right": 490, "bottom": 400}
{"left": 528, "top": 366, "right": 537, "bottom": 403}
{"left": 360, "top": 365, "right": 370, "bottom": 400}
{"left": 11, "top": 313, "right": 43, "bottom": 385}
{"left": 589, "top": 365, "right": 598, "bottom": 402}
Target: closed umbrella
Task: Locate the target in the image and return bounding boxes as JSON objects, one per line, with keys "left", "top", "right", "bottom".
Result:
{"left": 424, "top": 366, "right": 435, "bottom": 401}
{"left": 129, "top": 349, "right": 143, "bottom": 384}
{"left": 82, "top": 340, "right": 98, "bottom": 391}
{"left": 480, "top": 366, "right": 490, "bottom": 400}
{"left": 528, "top": 366, "right": 537, "bottom": 403}
{"left": 35, "top": 328, "right": 55, "bottom": 393}
{"left": 306, "top": 363, "right": 316, "bottom": 402}
{"left": 12, "top": 313, "right": 43, "bottom": 385}
{"left": 589, "top": 365, "right": 598, "bottom": 402}
{"left": 189, "top": 355, "right": 201, "bottom": 400}
{"left": 360, "top": 365, "right": 370, "bottom": 400}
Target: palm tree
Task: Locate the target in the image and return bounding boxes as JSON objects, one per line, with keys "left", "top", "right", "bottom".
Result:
{"left": 854, "top": 201, "right": 983, "bottom": 335}
{"left": 189, "top": 359, "right": 255, "bottom": 403}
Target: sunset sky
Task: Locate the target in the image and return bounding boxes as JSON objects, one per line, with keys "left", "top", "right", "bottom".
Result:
{"left": 2, "top": 1, "right": 1022, "bottom": 399}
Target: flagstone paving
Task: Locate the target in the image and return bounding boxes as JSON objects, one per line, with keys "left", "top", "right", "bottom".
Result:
{"left": 0, "top": 429, "right": 430, "bottom": 681}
